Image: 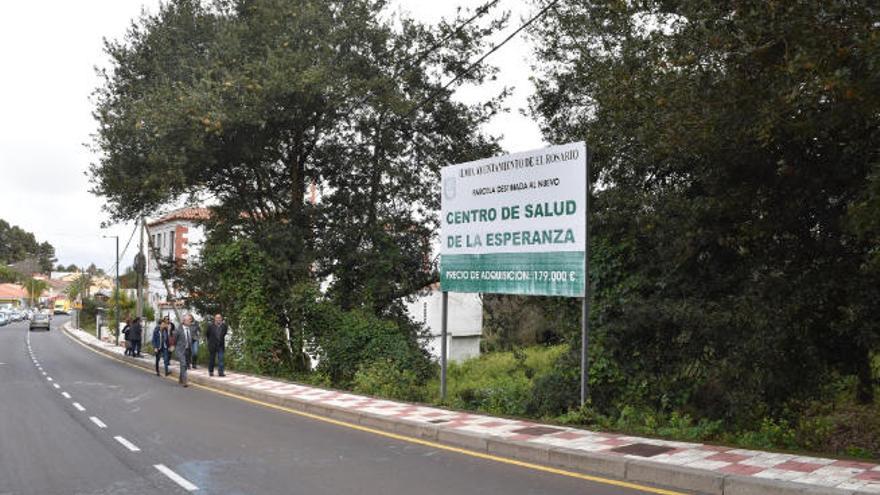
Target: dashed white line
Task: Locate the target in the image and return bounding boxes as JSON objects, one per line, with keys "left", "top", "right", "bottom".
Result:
{"left": 154, "top": 464, "right": 198, "bottom": 491}
{"left": 52, "top": 383, "right": 60, "bottom": 389}
{"left": 72, "top": 402, "right": 85, "bottom": 412}
{"left": 89, "top": 416, "right": 107, "bottom": 428}
{"left": 62, "top": 392, "right": 71, "bottom": 399}
{"left": 114, "top": 436, "right": 141, "bottom": 452}
{"left": 46, "top": 377, "right": 53, "bottom": 382}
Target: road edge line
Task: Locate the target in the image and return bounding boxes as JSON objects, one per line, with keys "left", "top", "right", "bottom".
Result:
{"left": 60, "top": 324, "right": 859, "bottom": 495}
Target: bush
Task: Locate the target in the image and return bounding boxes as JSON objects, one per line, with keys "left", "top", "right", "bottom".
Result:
{"left": 526, "top": 368, "right": 579, "bottom": 418}
{"left": 294, "top": 283, "right": 432, "bottom": 388}
{"left": 353, "top": 359, "right": 427, "bottom": 402}
{"left": 432, "top": 345, "right": 567, "bottom": 417}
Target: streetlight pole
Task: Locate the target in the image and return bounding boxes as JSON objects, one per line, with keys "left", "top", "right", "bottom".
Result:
{"left": 103, "top": 235, "right": 120, "bottom": 345}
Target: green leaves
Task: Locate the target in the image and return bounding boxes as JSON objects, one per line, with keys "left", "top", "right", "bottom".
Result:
{"left": 530, "top": 0, "right": 880, "bottom": 419}
{"left": 92, "top": 0, "right": 507, "bottom": 318}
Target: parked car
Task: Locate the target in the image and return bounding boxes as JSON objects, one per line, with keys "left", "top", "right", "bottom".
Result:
{"left": 29, "top": 312, "right": 50, "bottom": 331}
{"left": 0, "top": 314, "right": 7, "bottom": 326}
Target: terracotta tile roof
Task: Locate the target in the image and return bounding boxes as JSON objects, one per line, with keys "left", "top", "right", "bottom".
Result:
{"left": 0, "top": 283, "right": 27, "bottom": 299}
{"left": 147, "top": 207, "right": 211, "bottom": 227}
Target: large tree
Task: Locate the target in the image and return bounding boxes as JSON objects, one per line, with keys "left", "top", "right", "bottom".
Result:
{"left": 530, "top": 1, "right": 880, "bottom": 419}
{"left": 91, "top": 0, "right": 506, "bottom": 367}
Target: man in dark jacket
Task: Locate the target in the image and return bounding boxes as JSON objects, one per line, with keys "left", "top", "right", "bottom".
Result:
{"left": 206, "top": 313, "right": 228, "bottom": 377}
{"left": 129, "top": 317, "right": 143, "bottom": 357}
{"left": 152, "top": 319, "right": 171, "bottom": 376}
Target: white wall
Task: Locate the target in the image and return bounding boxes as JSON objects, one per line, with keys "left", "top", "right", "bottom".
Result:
{"left": 406, "top": 288, "right": 482, "bottom": 363}
{"left": 145, "top": 219, "right": 205, "bottom": 317}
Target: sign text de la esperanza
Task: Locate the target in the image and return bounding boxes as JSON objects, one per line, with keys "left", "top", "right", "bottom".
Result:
{"left": 445, "top": 200, "right": 578, "bottom": 249}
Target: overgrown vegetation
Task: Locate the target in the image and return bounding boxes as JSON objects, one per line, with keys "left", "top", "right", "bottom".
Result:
{"left": 88, "top": 0, "right": 880, "bottom": 461}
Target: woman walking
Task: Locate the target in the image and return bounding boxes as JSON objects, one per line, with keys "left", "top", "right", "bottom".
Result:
{"left": 121, "top": 317, "right": 132, "bottom": 356}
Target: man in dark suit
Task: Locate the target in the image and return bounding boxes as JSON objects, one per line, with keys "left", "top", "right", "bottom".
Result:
{"left": 206, "top": 313, "right": 228, "bottom": 377}
{"left": 176, "top": 314, "right": 195, "bottom": 387}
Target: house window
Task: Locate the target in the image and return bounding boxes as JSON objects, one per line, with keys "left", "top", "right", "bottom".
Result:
{"left": 169, "top": 230, "right": 175, "bottom": 258}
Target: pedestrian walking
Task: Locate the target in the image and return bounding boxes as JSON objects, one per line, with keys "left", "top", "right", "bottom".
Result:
{"left": 129, "top": 317, "right": 143, "bottom": 357}
{"left": 121, "top": 317, "right": 132, "bottom": 356}
{"left": 175, "top": 314, "right": 195, "bottom": 387}
{"left": 188, "top": 317, "right": 201, "bottom": 369}
{"left": 152, "top": 319, "right": 171, "bottom": 376}
{"left": 206, "top": 313, "right": 227, "bottom": 377}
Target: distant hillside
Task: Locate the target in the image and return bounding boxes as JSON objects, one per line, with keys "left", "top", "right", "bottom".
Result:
{"left": 0, "top": 219, "right": 56, "bottom": 273}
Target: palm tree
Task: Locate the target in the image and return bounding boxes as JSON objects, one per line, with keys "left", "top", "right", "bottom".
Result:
{"left": 66, "top": 273, "right": 92, "bottom": 301}
{"left": 25, "top": 278, "right": 48, "bottom": 306}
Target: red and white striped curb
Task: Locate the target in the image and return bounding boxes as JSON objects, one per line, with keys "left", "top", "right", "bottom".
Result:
{"left": 71, "top": 326, "right": 880, "bottom": 493}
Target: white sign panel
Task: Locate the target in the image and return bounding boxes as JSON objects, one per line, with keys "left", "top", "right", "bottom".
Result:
{"left": 440, "top": 142, "right": 587, "bottom": 296}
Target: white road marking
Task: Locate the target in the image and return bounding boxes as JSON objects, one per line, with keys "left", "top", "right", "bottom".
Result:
{"left": 89, "top": 416, "right": 107, "bottom": 428}
{"left": 154, "top": 464, "right": 198, "bottom": 491}
{"left": 53, "top": 383, "right": 60, "bottom": 389}
{"left": 41, "top": 371, "right": 46, "bottom": 376}
{"left": 72, "top": 402, "right": 85, "bottom": 412}
{"left": 46, "top": 377, "right": 53, "bottom": 382}
{"left": 62, "top": 392, "right": 71, "bottom": 399}
{"left": 114, "top": 436, "right": 141, "bottom": 452}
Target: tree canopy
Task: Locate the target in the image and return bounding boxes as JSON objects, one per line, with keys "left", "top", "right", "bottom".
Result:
{"left": 0, "top": 219, "right": 56, "bottom": 273}
{"left": 530, "top": 1, "right": 880, "bottom": 418}
{"left": 91, "top": 0, "right": 508, "bottom": 374}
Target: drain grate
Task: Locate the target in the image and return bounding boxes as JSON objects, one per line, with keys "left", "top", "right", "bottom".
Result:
{"left": 511, "top": 426, "right": 565, "bottom": 436}
{"left": 610, "top": 443, "right": 676, "bottom": 457}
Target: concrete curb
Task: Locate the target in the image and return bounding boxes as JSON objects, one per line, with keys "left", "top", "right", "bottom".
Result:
{"left": 63, "top": 324, "right": 870, "bottom": 495}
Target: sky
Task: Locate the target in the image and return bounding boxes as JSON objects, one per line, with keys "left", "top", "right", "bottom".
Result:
{"left": 0, "top": 0, "right": 545, "bottom": 271}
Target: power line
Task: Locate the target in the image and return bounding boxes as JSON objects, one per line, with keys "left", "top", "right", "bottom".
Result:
{"left": 350, "top": 0, "right": 501, "bottom": 110}
{"left": 103, "top": 222, "right": 138, "bottom": 275}
{"left": 406, "top": 0, "right": 560, "bottom": 118}
{"left": 396, "top": 0, "right": 501, "bottom": 76}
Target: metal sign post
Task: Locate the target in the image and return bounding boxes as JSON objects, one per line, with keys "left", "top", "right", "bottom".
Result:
{"left": 440, "top": 291, "right": 448, "bottom": 401}
{"left": 580, "top": 150, "right": 591, "bottom": 407}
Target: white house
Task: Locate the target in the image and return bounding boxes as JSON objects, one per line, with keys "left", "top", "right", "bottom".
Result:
{"left": 405, "top": 283, "right": 482, "bottom": 363}
{"left": 145, "top": 207, "right": 209, "bottom": 322}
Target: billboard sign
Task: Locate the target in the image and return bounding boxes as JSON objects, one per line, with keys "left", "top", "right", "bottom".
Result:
{"left": 440, "top": 142, "right": 587, "bottom": 297}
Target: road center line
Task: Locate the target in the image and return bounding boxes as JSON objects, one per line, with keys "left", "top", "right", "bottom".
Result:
{"left": 46, "top": 377, "right": 53, "bottom": 382}
{"left": 114, "top": 436, "right": 141, "bottom": 452}
{"left": 154, "top": 464, "right": 198, "bottom": 491}
{"left": 72, "top": 402, "right": 85, "bottom": 412}
{"left": 53, "top": 383, "right": 60, "bottom": 389}
{"left": 62, "top": 392, "right": 71, "bottom": 399}
{"left": 89, "top": 416, "right": 107, "bottom": 428}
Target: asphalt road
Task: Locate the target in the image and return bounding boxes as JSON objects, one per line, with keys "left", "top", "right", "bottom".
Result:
{"left": 0, "top": 316, "right": 660, "bottom": 495}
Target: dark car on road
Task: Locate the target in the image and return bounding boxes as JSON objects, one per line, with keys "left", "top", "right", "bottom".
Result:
{"left": 29, "top": 312, "right": 50, "bottom": 331}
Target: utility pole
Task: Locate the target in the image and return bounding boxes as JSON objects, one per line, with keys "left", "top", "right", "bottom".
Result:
{"left": 103, "top": 235, "right": 120, "bottom": 345}
{"left": 115, "top": 236, "right": 120, "bottom": 345}
{"left": 135, "top": 217, "right": 145, "bottom": 320}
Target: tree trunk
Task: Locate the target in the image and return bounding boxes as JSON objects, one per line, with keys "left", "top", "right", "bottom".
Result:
{"left": 855, "top": 348, "right": 875, "bottom": 404}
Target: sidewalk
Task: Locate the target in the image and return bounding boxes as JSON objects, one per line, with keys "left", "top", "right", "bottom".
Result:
{"left": 66, "top": 323, "right": 880, "bottom": 495}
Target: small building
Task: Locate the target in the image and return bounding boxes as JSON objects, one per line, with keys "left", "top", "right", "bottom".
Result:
{"left": 145, "top": 207, "right": 210, "bottom": 323}
{"left": 405, "top": 283, "right": 482, "bottom": 363}
{"left": 0, "top": 283, "right": 27, "bottom": 307}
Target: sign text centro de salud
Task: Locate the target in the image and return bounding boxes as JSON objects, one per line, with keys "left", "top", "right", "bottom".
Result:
{"left": 440, "top": 142, "right": 587, "bottom": 297}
